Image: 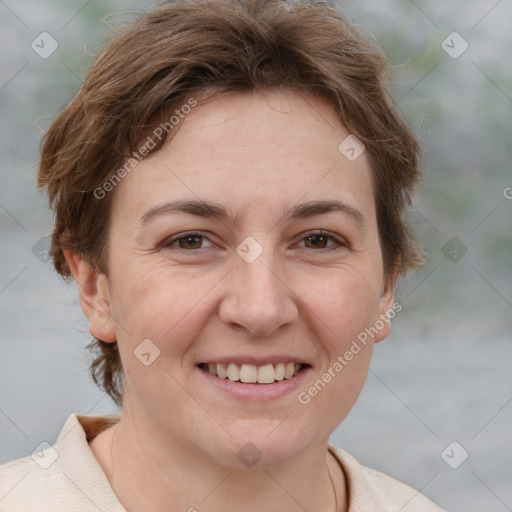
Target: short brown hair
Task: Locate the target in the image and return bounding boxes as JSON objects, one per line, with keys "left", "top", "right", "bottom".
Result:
{"left": 38, "top": 0, "right": 424, "bottom": 406}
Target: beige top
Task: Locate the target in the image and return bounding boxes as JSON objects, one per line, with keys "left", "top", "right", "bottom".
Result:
{"left": 0, "top": 414, "right": 446, "bottom": 511}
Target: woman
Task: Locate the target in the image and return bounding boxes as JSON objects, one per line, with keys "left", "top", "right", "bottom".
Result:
{"left": 0, "top": 0, "right": 446, "bottom": 510}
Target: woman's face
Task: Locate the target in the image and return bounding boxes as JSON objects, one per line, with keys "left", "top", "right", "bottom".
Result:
{"left": 89, "top": 89, "right": 395, "bottom": 467}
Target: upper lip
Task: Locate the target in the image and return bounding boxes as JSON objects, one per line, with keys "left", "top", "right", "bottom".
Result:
{"left": 198, "top": 356, "right": 310, "bottom": 366}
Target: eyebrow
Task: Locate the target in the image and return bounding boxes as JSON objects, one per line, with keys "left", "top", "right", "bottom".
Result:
{"left": 140, "top": 199, "right": 364, "bottom": 226}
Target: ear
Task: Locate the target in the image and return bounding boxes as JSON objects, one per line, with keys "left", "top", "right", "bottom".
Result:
{"left": 63, "top": 249, "right": 117, "bottom": 343}
{"left": 373, "top": 262, "right": 400, "bottom": 344}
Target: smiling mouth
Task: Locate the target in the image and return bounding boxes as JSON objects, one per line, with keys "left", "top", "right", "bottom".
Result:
{"left": 197, "top": 362, "right": 309, "bottom": 384}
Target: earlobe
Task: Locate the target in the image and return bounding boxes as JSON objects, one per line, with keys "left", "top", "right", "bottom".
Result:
{"left": 62, "top": 249, "right": 117, "bottom": 343}
{"left": 373, "top": 287, "right": 395, "bottom": 344}
{"left": 373, "top": 265, "right": 399, "bottom": 344}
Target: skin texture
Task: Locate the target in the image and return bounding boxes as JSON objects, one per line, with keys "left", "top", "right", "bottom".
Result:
{"left": 64, "top": 89, "right": 397, "bottom": 512}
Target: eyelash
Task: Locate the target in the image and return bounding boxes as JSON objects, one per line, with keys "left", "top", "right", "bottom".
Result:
{"left": 162, "top": 230, "right": 347, "bottom": 253}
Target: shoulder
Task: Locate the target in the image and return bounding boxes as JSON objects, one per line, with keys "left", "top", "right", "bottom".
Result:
{"left": 0, "top": 451, "right": 68, "bottom": 510}
{"left": 328, "top": 443, "right": 447, "bottom": 512}
{"left": 0, "top": 413, "right": 124, "bottom": 512}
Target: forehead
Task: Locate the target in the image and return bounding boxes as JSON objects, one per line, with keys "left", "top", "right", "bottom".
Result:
{"left": 111, "top": 89, "right": 375, "bottom": 226}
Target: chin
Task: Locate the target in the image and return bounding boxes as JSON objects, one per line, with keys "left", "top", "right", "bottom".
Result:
{"left": 200, "top": 418, "right": 321, "bottom": 470}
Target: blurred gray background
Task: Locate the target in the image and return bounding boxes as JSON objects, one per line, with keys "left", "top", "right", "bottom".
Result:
{"left": 0, "top": 1, "right": 511, "bottom": 511}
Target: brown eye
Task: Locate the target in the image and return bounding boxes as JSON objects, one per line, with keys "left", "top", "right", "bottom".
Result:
{"left": 164, "top": 232, "right": 213, "bottom": 251}
{"left": 300, "top": 231, "right": 345, "bottom": 251}
{"left": 177, "top": 235, "right": 203, "bottom": 249}
{"left": 304, "top": 234, "right": 329, "bottom": 249}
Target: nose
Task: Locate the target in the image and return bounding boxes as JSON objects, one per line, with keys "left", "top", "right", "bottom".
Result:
{"left": 218, "top": 244, "right": 299, "bottom": 337}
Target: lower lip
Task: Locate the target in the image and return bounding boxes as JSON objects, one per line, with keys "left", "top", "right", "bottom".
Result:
{"left": 196, "top": 365, "right": 312, "bottom": 401}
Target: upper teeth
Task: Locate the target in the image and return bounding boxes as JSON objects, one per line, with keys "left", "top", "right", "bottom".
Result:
{"left": 204, "top": 362, "right": 303, "bottom": 384}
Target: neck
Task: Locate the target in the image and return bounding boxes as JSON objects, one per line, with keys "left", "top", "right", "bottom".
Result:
{"left": 89, "top": 407, "right": 346, "bottom": 512}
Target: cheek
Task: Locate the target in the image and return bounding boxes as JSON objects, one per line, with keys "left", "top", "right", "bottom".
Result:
{"left": 296, "top": 271, "right": 376, "bottom": 427}
{"left": 292, "top": 266, "right": 380, "bottom": 424}
{"left": 300, "top": 343, "right": 373, "bottom": 435}
{"left": 108, "top": 263, "right": 213, "bottom": 407}
{"left": 109, "top": 261, "right": 216, "bottom": 355}
{"left": 111, "top": 256, "right": 383, "bottom": 356}
{"left": 296, "top": 263, "right": 383, "bottom": 344}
